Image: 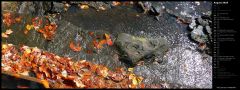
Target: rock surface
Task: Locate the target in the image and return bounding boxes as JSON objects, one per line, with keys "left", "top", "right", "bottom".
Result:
{"left": 134, "top": 47, "right": 212, "bottom": 88}
{"left": 115, "top": 33, "right": 169, "bottom": 66}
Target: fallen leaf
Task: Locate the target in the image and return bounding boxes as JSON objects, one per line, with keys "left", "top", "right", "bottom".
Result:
{"left": 80, "top": 4, "right": 89, "bottom": 9}
{"left": 69, "top": 41, "right": 82, "bottom": 52}
{"left": 24, "top": 30, "right": 28, "bottom": 35}
{"left": 112, "top": 1, "right": 121, "bottom": 6}
{"left": 26, "top": 24, "right": 33, "bottom": 31}
{"left": 5, "top": 29, "right": 13, "bottom": 35}
{"left": 2, "top": 33, "right": 9, "bottom": 38}
{"left": 3, "top": 12, "right": 11, "bottom": 18}
{"left": 41, "top": 80, "right": 50, "bottom": 88}
{"left": 88, "top": 31, "right": 94, "bottom": 36}
{"left": 99, "top": 6, "right": 106, "bottom": 10}
{"left": 104, "top": 33, "right": 113, "bottom": 46}
{"left": 15, "top": 16, "right": 22, "bottom": 23}
{"left": 132, "top": 77, "right": 138, "bottom": 85}
{"left": 128, "top": 68, "right": 134, "bottom": 72}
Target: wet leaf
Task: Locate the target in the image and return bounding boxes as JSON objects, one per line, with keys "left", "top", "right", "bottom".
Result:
{"left": 104, "top": 33, "right": 113, "bottom": 46}
{"left": 69, "top": 41, "right": 82, "bottom": 52}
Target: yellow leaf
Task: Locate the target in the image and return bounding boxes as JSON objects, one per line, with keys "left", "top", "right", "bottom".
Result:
{"left": 136, "top": 76, "right": 143, "bottom": 84}
{"left": 2, "top": 44, "right": 7, "bottom": 50}
{"left": 24, "top": 48, "right": 31, "bottom": 54}
{"left": 129, "top": 73, "right": 135, "bottom": 80}
{"left": 26, "top": 24, "right": 33, "bottom": 31}
{"left": 132, "top": 77, "right": 138, "bottom": 85}
{"left": 41, "top": 80, "right": 50, "bottom": 88}
{"left": 128, "top": 68, "right": 134, "bottom": 72}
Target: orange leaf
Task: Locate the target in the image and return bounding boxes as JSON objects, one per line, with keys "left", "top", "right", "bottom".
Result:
{"left": 69, "top": 41, "right": 82, "bottom": 52}
{"left": 104, "top": 33, "right": 113, "bottom": 46}
{"left": 106, "top": 39, "right": 113, "bottom": 46}
{"left": 104, "top": 33, "right": 110, "bottom": 39}
{"left": 15, "top": 16, "right": 22, "bottom": 23}
{"left": 88, "top": 31, "right": 94, "bottom": 36}
{"left": 41, "top": 80, "right": 50, "bottom": 88}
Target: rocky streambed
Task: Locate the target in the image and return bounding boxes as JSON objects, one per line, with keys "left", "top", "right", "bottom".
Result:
{"left": 2, "top": 1, "right": 212, "bottom": 88}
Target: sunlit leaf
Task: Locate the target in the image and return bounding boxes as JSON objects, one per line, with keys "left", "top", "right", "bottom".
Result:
{"left": 88, "top": 31, "right": 94, "bottom": 36}
{"left": 41, "top": 80, "right": 50, "bottom": 88}
{"left": 80, "top": 4, "right": 89, "bottom": 9}
{"left": 128, "top": 68, "right": 134, "bottom": 72}
{"left": 2, "top": 33, "right": 9, "bottom": 38}
{"left": 26, "top": 24, "right": 34, "bottom": 31}
{"left": 5, "top": 29, "right": 13, "bottom": 35}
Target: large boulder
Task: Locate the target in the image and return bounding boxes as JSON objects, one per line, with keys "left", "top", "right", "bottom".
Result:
{"left": 115, "top": 33, "right": 169, "bottom": 66}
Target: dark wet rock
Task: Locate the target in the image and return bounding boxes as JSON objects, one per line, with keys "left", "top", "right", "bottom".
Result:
{"left": 188, "top": 14, "right": 212, "bottom": 55}
{"left": 134, "top": 47, "right": 212, "bottom": 88}
{"left": 115, "top": 33, "right": 169, "bottom": 66}
{"left": 190, "top": 25, "right": 208, "bottom": 43}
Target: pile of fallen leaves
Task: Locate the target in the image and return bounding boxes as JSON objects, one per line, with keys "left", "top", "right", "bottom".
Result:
{"left": 2, "top": 12, "right": 58, "bottom": 41}
{"left": 1, "top": 43, "right": 145, "bottom": 88}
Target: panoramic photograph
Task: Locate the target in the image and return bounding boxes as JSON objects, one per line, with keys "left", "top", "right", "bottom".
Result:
{"left": 1, "top": 1, "right": 212, "bottom": 89}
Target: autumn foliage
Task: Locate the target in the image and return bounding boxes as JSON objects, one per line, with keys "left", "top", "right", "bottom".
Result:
{"left": 2, "top": 44, "right": 145, "bottom": 88}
